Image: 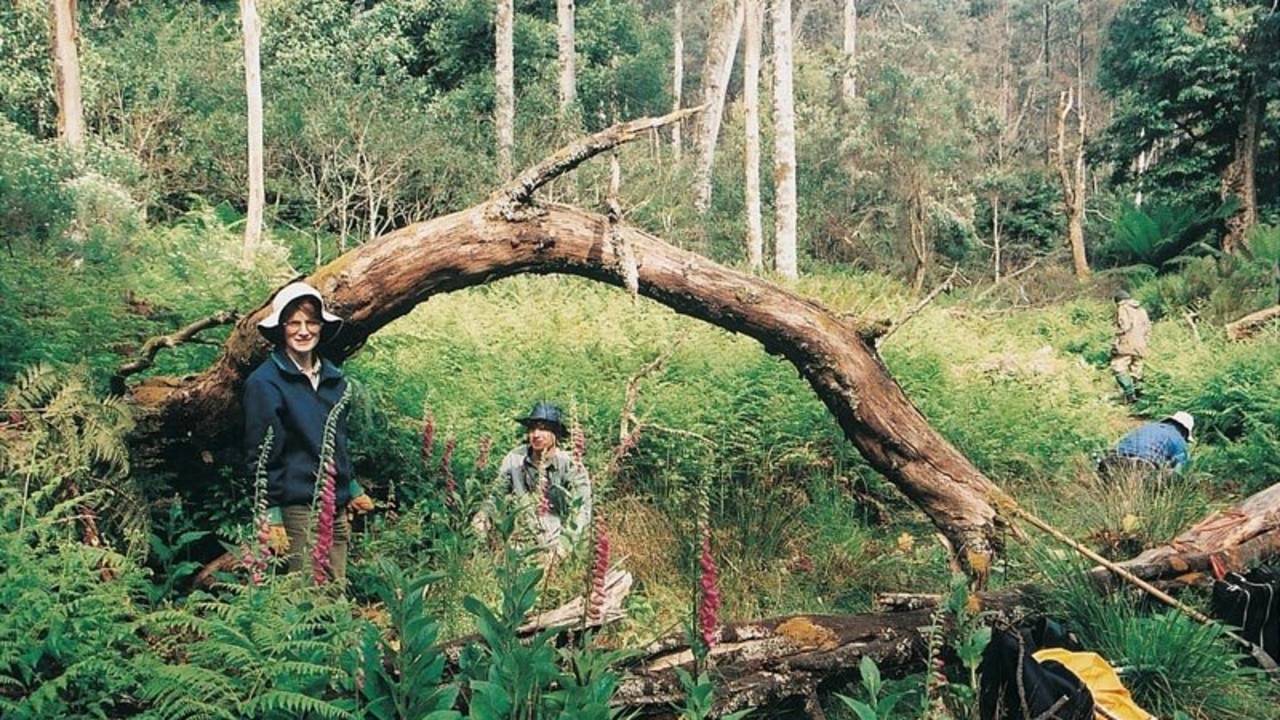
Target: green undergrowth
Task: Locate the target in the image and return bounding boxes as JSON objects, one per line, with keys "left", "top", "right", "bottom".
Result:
{"left": 3, "top": 237, "right": 1280, "bottom": 717}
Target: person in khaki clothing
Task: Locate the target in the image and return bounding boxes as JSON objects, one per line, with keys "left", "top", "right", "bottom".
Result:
{"left": 1109, "top": 290, "right": 1151, "bottom": 404}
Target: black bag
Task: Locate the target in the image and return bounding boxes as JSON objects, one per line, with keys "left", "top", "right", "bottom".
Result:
{"left": 1211, "top": 566, "right": 1280, "bottom": 665}
{"left": 978, "top": 626, "right": 1095, "bottom": 720}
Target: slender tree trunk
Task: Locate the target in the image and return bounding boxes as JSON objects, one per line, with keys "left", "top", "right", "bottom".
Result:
{"left": 1042, "top": 1, "right": 1052, "bottom": 164}
{"left": 1220, "top": 77, "right": 1259, "bottom": 256}
{"left": 991, "top": 194, "right": 1002, "bottom": 284}
{"left": 692, "top": 0, "right": 744, "bottom": 213}
{"left": 743, "top": 0, "right": 764, "bottom": 271}
{"left": 126, "top": 112, "right": 1005, "bottom": 581}
{"left": 240, "top": 0, "right": 264, "bottom": 255}
{"left": 670, "top": 0, "right": 684, "bottom": 155}
{"left": 557, "top": 0, "right": 576, "bottom": 112}
{"left": 1055, "top": 88, "right": 1089, "bottom": 279}
{"left": 842, "top": 0, "right": 857, "bottom": 104}
{"left": 1134, "top": 134, "right": 1151, "bottom": 207}
{"left": 909, "top": 188, "right": 928, "bottom": 292}
{"left": 1071, "top": 105, "right": 1088, "bottom": 276}
{"left": 50, "top": 0, "right": 85, "bottom": 152}
{"left": 772, "top": 0, "right": 798, "bottom": 279}
{"left": 495, "top": 0, "right": 515, "bottom": 179}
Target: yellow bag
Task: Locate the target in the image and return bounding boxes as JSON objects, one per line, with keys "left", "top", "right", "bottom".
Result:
{"left": 1032, "top": 648, "right": 1156, "bottom": 720}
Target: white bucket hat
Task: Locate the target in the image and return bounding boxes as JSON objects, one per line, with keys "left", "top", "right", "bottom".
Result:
{"left": 1167, "top": 411, "right": 1194, "bottom": 437}
{"left": 257, "top": 282, "right": 342, "bottom": 341}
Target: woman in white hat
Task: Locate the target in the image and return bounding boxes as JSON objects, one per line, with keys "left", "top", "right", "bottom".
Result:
{"left": 242, "top": 282, "right": 373, "bottom": 583}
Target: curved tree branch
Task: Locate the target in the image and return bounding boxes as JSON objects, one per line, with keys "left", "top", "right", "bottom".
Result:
{"left": 128, "top": 112, "right": 1007, "bottom": 579}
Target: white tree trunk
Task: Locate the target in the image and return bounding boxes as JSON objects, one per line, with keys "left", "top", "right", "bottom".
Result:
{"left": 671, "top": 0, "right": 684, "bottom": 155}
{"left": 557, "top": 0, "right": 577, "bottom": 111}
{"left": 1055, "top": 88, "right": 1089, "bottom": 279}
{"left": 842, "top": 0, "right": 857, "bottom": 104}
{"left": 692, "top": 0, "right": 744, "bottom": 213}
{"left": 743, "top": 0, "right": 764, "bottom": 271}
{"left": 240, "top": 0, "right": 265, "bottom": 254}
{"left": 51, "top": 0, "right": 85, "bottom": 152}
{"left": 495, "top": 0, "right": 515, "bottom": 179}
{"left": 772, "top": 0, "right": 798, "bottom": 279}
{"left": 991, "top": 194, "right": 1001, "bottom": 283}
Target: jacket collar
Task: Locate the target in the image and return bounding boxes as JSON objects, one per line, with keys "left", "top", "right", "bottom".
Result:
{"left": 269, "top": 347, "right": 341, "bottom": 382}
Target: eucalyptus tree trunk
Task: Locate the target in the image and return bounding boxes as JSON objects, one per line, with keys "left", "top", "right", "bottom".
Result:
{"left": 1055, "top": 88, "right": 1089, "bottom": 278}
{"left": 51, "top": 0, "right": 85, "bottom": 152}
{"left": 1220, "top": 81, "right": 1259, "bottom": 256}
{"left": 670, "top": 0, "right": 684, "bottom": 155}
{"left": 692, "top": 0, "right": 744, "bottom": 213}
{"left": 991, "top": 194, "right": 1002, "bottom": 283}
{"left": 495, "top": 0, "right": 515, "bottom": 179}
{"left": 125, "top": 111, "right": 1005, "bottom": 582}
{"left": 240, "top": 0, "right": 265, "bottom": 254}
{"left": 842, "top": 0, "right": 857, "bottom": 104}
{"left": 743, "top": 0, "right": 764, "bottom": 271}
{"left": 771, "top": 0, "right": 798, "bottom": 279}
{"left": 557, "top": 0, "right": 576, "bottom": 111}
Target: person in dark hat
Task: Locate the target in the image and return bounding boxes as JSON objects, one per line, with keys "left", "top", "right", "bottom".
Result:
{"left": 243, "top": 281, "right": 374, "bottom": 584}
{"left": 1109, "top": 290, "right": 1151, "bottom": 404}
{"left": 490, "top": 401, "right": 592, "bottom": 555}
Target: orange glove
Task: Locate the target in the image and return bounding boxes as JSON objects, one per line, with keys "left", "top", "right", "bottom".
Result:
{"left": 267, "top": 525, "right": 290, "bottom": 553}
{"left": 348, "top": 494, "right": 375, "bottom": 514}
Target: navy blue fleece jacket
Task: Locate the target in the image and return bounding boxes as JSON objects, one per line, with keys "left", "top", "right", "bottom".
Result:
{"left": 243, "top": 348, "right": 361, "bottom": 522}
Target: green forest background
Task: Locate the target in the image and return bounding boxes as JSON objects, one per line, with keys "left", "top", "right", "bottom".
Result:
{"left": 2, "top": 0, "right": 1280, "bottom": 718}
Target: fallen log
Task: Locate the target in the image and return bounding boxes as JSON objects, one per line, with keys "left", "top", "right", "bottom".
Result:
{"left": 1089, "top": 481, "right": 1280, "bottom": 589}
{"left": 1225, "top": 304, "right": 1280, "bottom": 342}
{"left": 613, "top": 599, "right": 1043, "bottom": 719}
{"left": 615, "top": 611, "right": 933, "bottom": 718}
{"left": 124, "top": 109, "right": 1009, "bottom": 579}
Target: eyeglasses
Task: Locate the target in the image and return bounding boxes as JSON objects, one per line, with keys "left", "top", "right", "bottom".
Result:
{"left": 284, "top": 320, "right": 322, "bottom": 332}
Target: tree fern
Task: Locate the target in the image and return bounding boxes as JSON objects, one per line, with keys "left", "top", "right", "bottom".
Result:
{"left": 1243, "top": 223, "right": 1280, "bottom": 303}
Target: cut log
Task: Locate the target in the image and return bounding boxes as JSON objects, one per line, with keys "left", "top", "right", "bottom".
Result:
{"left": 124, "top": 111, "right": 1008, "bottom": 579}
{"left": 1090, "top": 481, "right": 1280, "bottom": 589}
{"left": 1225, "top": 304, "right": 1280, "bottom": 341}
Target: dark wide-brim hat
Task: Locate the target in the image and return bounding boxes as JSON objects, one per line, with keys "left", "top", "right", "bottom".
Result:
{"left": 257, "top": 281, "right": 343, "bottom": 343}
{"left": 515, "top": 401, "right": 567, "bottom": 438}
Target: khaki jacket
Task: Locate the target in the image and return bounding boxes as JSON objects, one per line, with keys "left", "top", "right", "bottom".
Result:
{"left": 1113, "top": 299, "right": 1151, "bottom": 357}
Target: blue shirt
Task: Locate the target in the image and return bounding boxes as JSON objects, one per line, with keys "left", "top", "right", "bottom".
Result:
{"left": 1114, "top": 421, "right": 1190, "bottom": 471}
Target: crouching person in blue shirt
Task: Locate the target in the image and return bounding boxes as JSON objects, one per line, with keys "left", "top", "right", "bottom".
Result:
{"left": 1098, "top": 411, "right": 1193, "bottom": 484}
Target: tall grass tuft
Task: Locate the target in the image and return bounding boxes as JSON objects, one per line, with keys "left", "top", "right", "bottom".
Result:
{"left": 1036, "top": 550, "right": 1274, "bottom": 719}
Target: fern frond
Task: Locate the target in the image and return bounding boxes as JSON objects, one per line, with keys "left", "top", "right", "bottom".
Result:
{"left": 270, "top": 658, "right": 339, "bottom": 682}
{"left": 242, "top": 689, "right": 353, "bottom": 719}
{"left": 140, "top": 664, "right": 240, "bottom": 720}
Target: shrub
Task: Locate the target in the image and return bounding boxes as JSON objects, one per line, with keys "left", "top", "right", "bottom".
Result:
{"left": 0, "top": 118, "right": 75, "bottom": 250}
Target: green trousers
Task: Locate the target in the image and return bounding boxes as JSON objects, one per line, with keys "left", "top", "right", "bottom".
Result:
{"left": 281, "top": 504, "right": 352, "bottom": 584}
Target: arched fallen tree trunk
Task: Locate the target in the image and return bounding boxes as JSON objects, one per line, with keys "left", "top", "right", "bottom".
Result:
{"left": 126, "top": 110, "right": 1007, "bottom": 578}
